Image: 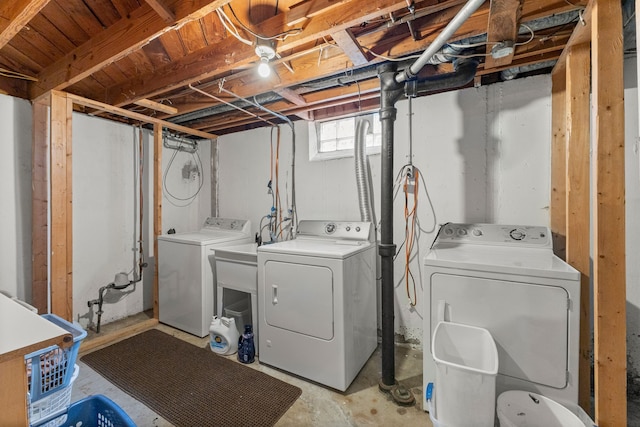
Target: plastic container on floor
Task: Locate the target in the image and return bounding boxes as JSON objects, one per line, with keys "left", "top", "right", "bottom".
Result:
{"left": 223, "top": 297, "right": 251, "bottom": 337}
{"left": 25, "top": 314, "right": 87, "bottom": 401}
{"left": 497, "top": 391, "right": 596, "bottom": 427}
{"left": 29, "top": 364, "right": 79, "bottom": 427}
{"left": 432, "top": 321, "right": 498, "bottom": 427}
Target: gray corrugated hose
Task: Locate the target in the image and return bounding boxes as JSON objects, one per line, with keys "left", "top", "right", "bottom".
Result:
{"left": 355, "top": 119, "right": 376, "bottom": 225}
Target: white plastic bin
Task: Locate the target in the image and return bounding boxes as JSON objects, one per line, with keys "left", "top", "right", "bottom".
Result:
{"left": 432, "top": 321, "right": 499, "bottom": 427}
{"left": 497, "top": 391, "right": 597, "bottom": 427}
{"left": 223, "top": 297, "right": 251, "bottom": 336}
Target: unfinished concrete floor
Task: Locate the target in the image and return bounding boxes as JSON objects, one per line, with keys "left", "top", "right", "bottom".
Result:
{"left": 72, "top": 318, "right": 430, "bottom": 426}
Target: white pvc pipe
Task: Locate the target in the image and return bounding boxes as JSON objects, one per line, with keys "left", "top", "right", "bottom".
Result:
{"left": 395, "top": 0, "right": 486, "bottom": 83}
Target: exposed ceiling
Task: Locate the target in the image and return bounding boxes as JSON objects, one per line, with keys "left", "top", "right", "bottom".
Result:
{"left": 0, "top": 0, "right": 608, "bottom": 136}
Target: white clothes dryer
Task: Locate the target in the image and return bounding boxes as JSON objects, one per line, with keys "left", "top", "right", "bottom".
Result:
{"left": 158, "top": 217, "right": 252, "bottom": 337}
{"left": 258, "top": 220, "right": 377, "bottom": 392}
{"left": 423, "top": 223, "right": 581, "bottom": 412}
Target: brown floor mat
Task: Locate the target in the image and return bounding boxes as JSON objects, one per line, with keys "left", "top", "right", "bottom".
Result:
{"left": 81, "top": 329, "right": 301, "bottom": 427}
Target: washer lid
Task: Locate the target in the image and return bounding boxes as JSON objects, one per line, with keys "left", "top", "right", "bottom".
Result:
{"left": 157, "top": 229, "right": 250, "bottom": 245}
{"left": 425, "top": 245, "right": 579, "bottom": 280}
{"left": 258, "top": 238, "right": 373, "bottom": 259}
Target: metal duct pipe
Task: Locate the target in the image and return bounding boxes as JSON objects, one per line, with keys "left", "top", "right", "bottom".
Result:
{"left": 500, "top": 59, "right": 557, "bottom": 80}
{"left": 396, "top": 0, "right": 486, "bottom": 83}
{"left": 170, "top": 91, "right": 284, "bottom": 124}
{"left": 355, "top": 120, "right": 376, "bottom": 224}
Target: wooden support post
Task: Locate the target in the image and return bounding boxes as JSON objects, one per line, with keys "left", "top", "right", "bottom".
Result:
{"left": 153, "top": 124, "right": 162, "bottom": 320}
{"left": 591, "top": 0, "right": 626, "bottom": 424}
{"left": 49, "top": 91, "right": 73, "bottom": 321}
{"left": 565, "top": 43, "right": 591, "bottom": 413}
{"left": 550, "top": 67, "right": 567, "bottom": 260}
{"left": 32, "top": 96, "right": 49, "bottom": 313}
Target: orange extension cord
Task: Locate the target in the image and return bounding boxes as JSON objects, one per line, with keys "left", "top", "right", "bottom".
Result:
{"left": 404, "top": 168, "right": 419, "bottom": 307}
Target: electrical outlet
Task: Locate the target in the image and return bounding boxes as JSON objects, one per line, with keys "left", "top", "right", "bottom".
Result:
{"left": 405, "top": 165, "right": 414, "bottom": 179}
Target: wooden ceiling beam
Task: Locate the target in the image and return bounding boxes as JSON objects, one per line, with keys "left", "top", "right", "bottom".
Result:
{"left": 331, "top": 29, "right": 369, "bottom": 66}
{"left": 483, "top": 0, "right": 524, "bottom": 68}
{"left": 0, "top": 0, "right": 51, "bottom": 49}
{"left": 144, "top": 0, "right": 175, "bottom": 24}
{"left": 29, "top": 0, "right": 231, "bottom": 99}
{"left": 133, "top": 98, "right": 178, "bottom": 114}
{"left": 287, "top": 0, "right": 352, "bottom": 26}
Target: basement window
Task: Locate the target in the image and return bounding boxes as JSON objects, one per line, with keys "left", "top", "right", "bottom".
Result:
{"left": 308, "top": 112, "right": 382, "bottom": 161}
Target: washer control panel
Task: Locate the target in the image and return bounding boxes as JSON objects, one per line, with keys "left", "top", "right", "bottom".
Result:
{"left": 436, "top": 223, "right": 551, "bottom": 248}
{"left": 203, "top": 217, "right": 250, "bottom": 232}
{"left": 297, "top": 220, "right": 373, "bottom": 241}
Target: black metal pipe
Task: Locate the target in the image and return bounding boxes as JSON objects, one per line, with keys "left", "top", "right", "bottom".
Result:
{"left": 377, "top": 63, "right": 404, "bottom": 387}
{"left": 376, "top": 57, "right": 479, "bottom": 393}
{"left": 405, "top": 58, "right": 479, "bottom": 97}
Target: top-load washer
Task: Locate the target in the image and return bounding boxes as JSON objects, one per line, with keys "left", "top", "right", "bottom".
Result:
{"left": 158, "top": 217, "right": 252, "bottom": 337}
{"left": 423, "top": 223, "right": 581, "bottom": 412}
{"left": 258, "top": 220, "right": 377, "bottom": 391}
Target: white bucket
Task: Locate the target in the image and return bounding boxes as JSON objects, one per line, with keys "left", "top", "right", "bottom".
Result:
{"left": 497, "top": 391, "right": 589, "bottom": 427}
{"left": 433, "top": 321, "right": 499, "bottom": 427}
{"left": 209, "top": 316, "right": 239, "bottom": 355}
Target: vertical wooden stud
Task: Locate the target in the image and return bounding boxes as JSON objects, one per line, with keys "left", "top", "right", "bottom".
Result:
{"left": 550, "top": 67, "right": 567, "bottom": 260}
{"left": 153, "top": 124, "right": 162, "bottom": 320}
{"left": 591, "top": 0, "right": 626, "bottom": 424}
{"left": 565, "top": 43, "right": 592, "bottom": 413}
{"left": 32, "top": 96, "right": 49, "bottom": 313}
{"left": 49, "top": 91, "right": 73, "bottom": 321}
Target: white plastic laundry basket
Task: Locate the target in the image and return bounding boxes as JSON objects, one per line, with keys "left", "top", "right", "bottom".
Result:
{"left": 432, "top": 321, "right": 498, "bottom": 427}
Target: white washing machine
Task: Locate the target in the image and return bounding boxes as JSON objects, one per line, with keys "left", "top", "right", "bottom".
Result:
{"left": 258, "top": 220, "right": 377, "bottom": 392}
{"left": 158, "top": 217, "right": 252, "bottom": 337}
{"left": 423, "top": 223, "right": 581, "bottom": 412}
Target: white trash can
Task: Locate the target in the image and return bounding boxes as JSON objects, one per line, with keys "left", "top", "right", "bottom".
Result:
{"left": 432, "top": 321, "right": 499, "bottom": 427}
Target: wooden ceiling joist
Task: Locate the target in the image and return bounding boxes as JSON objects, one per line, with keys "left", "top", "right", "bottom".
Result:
{"left": 331, "top": 29, "right": 369, "bottom": 66}
{"left": 0, "top": 0, "right": 51, "bottom": 49}
{"left": 483, "top": 0, "right": 524, "bottom": 68}
{"left": 66, "top": 92, "right": 217, "bottom": 139}
{"left": 29, "top": 0, "right": 232, "bottom": 99}
{"left": 133, "top": 98, "right": 179, "bottom": 114}
{"left": 144, "top": 0, "right": 175, "bottom": 24}
{"left": 286, "top": 0, "right": 351, "bottom": 26}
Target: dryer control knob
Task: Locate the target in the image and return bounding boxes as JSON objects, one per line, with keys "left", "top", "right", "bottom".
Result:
{"left": 472, "top": 229, "right": 482, "bottom": 236}
{"left": 444, "top": 228, "right": 454, "bottom": 235}
{"left": 355, "top": 226, "right": 361, "bottom": 232}
{"left": 346, "top": 226, "right": 351, "bottom": 231}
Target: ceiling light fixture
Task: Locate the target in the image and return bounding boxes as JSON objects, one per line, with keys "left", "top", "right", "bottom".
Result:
{"left": 255, "top": 39, "right": 276, "bottom": 78}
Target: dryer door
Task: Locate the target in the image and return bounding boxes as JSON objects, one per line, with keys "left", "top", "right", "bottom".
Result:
{"left": 264, "top": 260, "right": 334, "bottom": 340}
{"left": 431, "top": 274, "right": 569, "bottom": 389}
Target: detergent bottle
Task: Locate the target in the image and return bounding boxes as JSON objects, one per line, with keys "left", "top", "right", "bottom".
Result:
{"left": 209, "top": 316, "right": 239, "bottom": 355}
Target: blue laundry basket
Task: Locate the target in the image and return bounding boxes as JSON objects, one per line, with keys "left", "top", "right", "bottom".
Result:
{"left": 32, "top": 394, "right": 136, "bottom": 427}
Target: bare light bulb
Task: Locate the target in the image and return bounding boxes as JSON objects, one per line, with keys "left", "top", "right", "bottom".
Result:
{"left": 257, "top": 58, "right": 271, "bottom": 78}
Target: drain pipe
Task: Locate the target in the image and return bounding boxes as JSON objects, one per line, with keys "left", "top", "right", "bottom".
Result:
{"left": 377, "top": 62, "right": 405, "bottom": 400}
{"left": 377, "top": 0, "right": 485, "bottom": 406}
{"left": 377, "top": 57, "right": 479, "bottom": 406}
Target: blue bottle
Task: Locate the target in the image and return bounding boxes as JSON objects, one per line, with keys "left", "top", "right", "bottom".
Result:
{"left": 237, "top": 324, "right": 255, "bottom": 364}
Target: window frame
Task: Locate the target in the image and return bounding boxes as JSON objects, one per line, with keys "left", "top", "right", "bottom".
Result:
{"left": 308, "top": 111, "right": 382, "bottom": 161}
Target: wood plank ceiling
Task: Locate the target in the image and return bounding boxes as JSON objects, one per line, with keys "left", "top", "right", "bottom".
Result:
{"left": 1, "top": 0, "right": 589, "bottom": 135}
